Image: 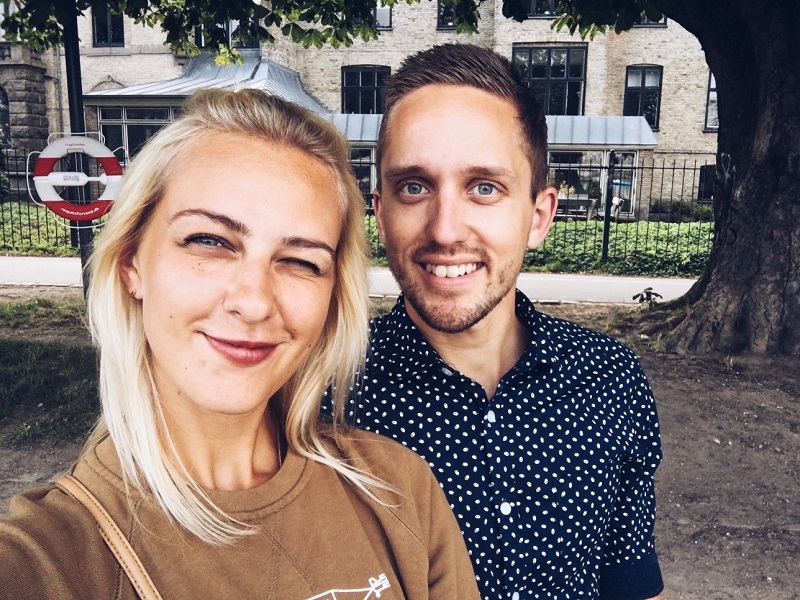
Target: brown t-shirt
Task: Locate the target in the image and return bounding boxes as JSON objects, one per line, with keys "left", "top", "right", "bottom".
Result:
{"left": 0, "top": 430, "right": 479, "bottom": 599}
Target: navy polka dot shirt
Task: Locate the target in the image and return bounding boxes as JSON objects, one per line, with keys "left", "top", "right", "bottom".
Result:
{"left": 343, "top": 291, "right": 663, "bottom": 599}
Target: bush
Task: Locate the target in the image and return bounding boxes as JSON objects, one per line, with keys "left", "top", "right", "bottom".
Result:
{"left": 0, "top": 201, "right": 79, "bottom": 256}
{"left": 650, "top": 199, "right": 713, "bottom": 222}
{"left": 525, "top": 220, "right": 713, "bottom": 277}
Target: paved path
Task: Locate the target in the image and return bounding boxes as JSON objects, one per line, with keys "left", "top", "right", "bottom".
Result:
{"left": 0, "top": 256, "right": 696, "bottom": 304}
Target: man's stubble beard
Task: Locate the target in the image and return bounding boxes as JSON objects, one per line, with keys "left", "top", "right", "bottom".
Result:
{"left": 386, "top": 247, "right": 524, "bottom": 334}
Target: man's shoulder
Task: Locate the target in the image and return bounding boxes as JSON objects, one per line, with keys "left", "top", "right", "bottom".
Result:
{"left": 528, "top": 307, "right": 642, "bottom": 366}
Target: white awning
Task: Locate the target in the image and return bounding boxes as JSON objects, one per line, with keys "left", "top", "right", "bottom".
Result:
{"left": 325, "top": 113, "right": 657, "bottom": 149}
{"left": 84, "top": 51, "right": 329, "bottom": 114}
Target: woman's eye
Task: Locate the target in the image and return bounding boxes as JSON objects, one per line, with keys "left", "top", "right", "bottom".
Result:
{"left": 284, "top": 258, "right": 322, "bottom": 275}
{"left": 182, "top": 234, "right": 229, "bottom": 249}
{"left": 401, "top": 181, "right": 427, "bottom": 196}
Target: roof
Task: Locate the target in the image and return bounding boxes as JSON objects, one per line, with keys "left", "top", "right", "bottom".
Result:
{"left": 324, "top": 113, "right": 382, "bottom": 143}
{"left": 83, "top": 51, "right": 329, "bottom": 114}
{"left": 546, "top": 115, "right": 657, "bottom": 148}
{"left": 325, "top": 113, "right": 657, "bottom": 148}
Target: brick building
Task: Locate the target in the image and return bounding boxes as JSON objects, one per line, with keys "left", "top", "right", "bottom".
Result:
{"left": 0, "top": 1, "right": 719, "bottom": 215}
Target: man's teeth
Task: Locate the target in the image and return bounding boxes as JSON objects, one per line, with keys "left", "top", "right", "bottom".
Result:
{"left": 425, "top": 263, "right": 478, "bottom": 278}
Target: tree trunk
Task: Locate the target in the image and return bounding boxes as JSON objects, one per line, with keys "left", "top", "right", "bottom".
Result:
{"left": 658, "top": 0, "right": 800, "bottom": 355}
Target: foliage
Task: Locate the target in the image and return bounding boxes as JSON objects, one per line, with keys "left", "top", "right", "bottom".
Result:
{"left": 650, "top": 199, "right": 714, "bottom": 222}
{"left": 0, "top": 201, "right": 80, "bottom": 256}
{"left": 524, "top": 220, "right": 712, "bottom": 276}
{"left": 2, "top": 0, "right": 483, "bottom": 63}
{"left": 546, "top": 0, "right": 663, "bottom": 38}
{"left": 0, "top": 143, "right": 9, "bottom": 203}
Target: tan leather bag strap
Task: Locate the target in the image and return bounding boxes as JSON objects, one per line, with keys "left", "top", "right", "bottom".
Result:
{"left": 55, "top": 474, "right": 164, "bottom": 600}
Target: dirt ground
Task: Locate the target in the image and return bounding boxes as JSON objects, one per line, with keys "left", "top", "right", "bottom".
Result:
{"left": 1, "top": 284, "right": 798, "bottom": 599}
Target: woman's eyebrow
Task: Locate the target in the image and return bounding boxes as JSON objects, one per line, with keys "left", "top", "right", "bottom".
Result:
{"left": 170, "top": 209, "right": 250, "bottom": 236}
{"left": 281, "top": 236, "right": 336, "bottom": 258}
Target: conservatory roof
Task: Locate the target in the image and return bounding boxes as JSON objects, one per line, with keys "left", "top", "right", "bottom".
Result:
{"left": 83, "top": 51, "right": 329, "bottom": 114}
{"left": 325, "top": 114, "right": 657, "bottom": 148}
{"left": 546, "top": 115, "right": 657, "bottom": 148}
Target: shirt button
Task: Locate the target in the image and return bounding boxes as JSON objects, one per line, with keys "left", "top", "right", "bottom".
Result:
{"left": 500, "top": 502, "right": 512, "bottom": 515}
{"left": 486, "top": 410, "right": 496, "bottom": 423}
{"left": 512, "top": 593, "right": 520, "bottom": 600}
{"left": 440, "top": 366, "right": 453, "bottom": 376}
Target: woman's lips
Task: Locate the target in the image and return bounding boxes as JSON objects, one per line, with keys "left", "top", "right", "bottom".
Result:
{"left": 204, "top": 334, "right": 276, "bottom": 367}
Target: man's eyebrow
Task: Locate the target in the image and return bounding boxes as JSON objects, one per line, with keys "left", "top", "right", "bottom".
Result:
{"left": 281, "top": 236, "right": 336, "bottom": 257}
{"left": 467, "top": 165, "right": 516, "bottom": 180}
{"left": 170, "top": 209, "right": 250, "bottom": 236}
{"left": 382, "top": 164, "right": 516, "bottom": 181}
{"left": 382, "top": 164, "right": 429, "bottom": 181}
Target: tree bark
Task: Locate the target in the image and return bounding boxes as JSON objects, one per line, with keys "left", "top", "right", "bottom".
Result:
{"left": 657, "top": 0, "right": 800, "bottom": 355}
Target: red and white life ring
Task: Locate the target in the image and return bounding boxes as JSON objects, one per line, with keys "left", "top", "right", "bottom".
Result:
{"left": 33, "top": 136, "right": 123, "bottom": 222}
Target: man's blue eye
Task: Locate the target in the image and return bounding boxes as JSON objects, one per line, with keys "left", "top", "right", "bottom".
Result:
{"left": 404, "top": 182, "right": 425, "bottom": 195}
{"left": 475, "top": 183, "right": 495, "bottom": 195}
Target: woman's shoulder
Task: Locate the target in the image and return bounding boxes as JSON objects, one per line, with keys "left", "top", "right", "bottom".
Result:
{"left": 0, "top": 477, "right": 119, "bottom": 596}
{"left": 329, "top": 427, "right": 435, "bottom": 486}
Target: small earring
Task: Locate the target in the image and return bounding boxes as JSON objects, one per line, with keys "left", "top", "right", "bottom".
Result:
{"left": 129, "top": 289, "right": 137, "bottom": 298}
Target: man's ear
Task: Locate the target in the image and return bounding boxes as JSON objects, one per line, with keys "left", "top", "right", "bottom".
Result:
{"left": 373, "top": 188, "right": 386, "bottom": 243}
{"left": 528, "top": 186, "right": 558, "bottom": 250}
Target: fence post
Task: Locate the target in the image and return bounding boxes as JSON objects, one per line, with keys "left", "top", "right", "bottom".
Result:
{"left": 601, "top": 149, "right": 616, "bottom": 262}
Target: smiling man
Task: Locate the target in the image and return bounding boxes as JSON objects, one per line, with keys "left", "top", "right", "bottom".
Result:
{"left": 343, "top": 44, "right": 664, "bottom": 599}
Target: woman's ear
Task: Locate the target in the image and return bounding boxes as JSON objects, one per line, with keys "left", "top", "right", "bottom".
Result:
{"left": 120, "top": 251, "right": 143, "bottom": 299}
{"left": 528, "top": 186, "right": 558, "bottom": 250}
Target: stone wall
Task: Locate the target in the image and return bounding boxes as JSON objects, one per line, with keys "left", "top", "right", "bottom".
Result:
{"left": 0, "top": 43, "right": 49, "bottom": 151}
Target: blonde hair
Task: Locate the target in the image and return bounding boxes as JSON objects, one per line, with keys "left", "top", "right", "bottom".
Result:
{"left": 86, "top": 89, "right": 371, "bottom": 544}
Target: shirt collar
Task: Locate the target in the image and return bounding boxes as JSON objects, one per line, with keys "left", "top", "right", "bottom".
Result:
{"left": 369, "top": 295, "right": 444, "bottom": 372}
{"left": 513, "top": 290, "right": 563, "bottom": 367}
{"left": 371, "top": 291, "right": 565, "bottom": 373}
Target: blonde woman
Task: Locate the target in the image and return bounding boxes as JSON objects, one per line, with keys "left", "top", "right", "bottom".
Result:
{"left": 0, "top": 89, "right": 479, "bottom": 599}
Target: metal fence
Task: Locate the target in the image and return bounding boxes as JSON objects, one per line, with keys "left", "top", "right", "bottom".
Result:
{"left": 0, "top": 147, "right": 110, "bottom": 255}
{"left": 0, "top": 147, "right": 715, "bottom": 276}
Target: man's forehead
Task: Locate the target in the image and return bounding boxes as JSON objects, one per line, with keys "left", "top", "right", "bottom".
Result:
{"left": 390, "top": 83, "right": 518, "bottom": 118}
{"left": 381, "top": 86, "right": 528, "bottom": 167}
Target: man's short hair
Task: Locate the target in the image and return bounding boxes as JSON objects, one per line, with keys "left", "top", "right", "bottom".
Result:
{"left": 376, "top": 43, "right": 549, "bottom": 195}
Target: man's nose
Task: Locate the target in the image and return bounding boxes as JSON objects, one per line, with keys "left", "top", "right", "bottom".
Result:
{"left": 426, "top": 188, "right": 469, "bottom": 246}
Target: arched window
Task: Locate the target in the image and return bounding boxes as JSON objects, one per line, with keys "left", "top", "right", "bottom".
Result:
{"left": 0, "top": 87, "right": 10, "bottom": 145}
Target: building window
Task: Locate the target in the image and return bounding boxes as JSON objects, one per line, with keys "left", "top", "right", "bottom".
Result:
{"left": 513, "top": 46, "right": 587, "bottom": 116}
{"left": 437, "top": 1, "right": 457, "bottom": 29}
{"left": 624, "top": 65, "right": 663, "bottom": 129}
{"left": 524, "top": 0, "right": 559, "bottom": 17}
{"left": 92, "top": 7, "right": 124, "bottom": 47}
{"left": 350, "top": 146, "right": 377, "bottom": 208}
{"left": 373, "top": 2, "right": 392, "bottom": 29}
{"left": 97, "top": 106, "right": 181, "bottom": 162}
{"left": 633, "top": 14, "right": 667, "bottom": 27}
{"left": 350, "top": 2, "right": 392, "bottom": 29}
{"left": 341, "top": 66, "right": 390, "bottom": 114}
{"left": 705, "top": 73, "right": 719, "bottom": 130}
{"left": 194, "top": 20, "right": 259, "bottom": 49}
{"left": 0, "top": 87, "right": 9, "bottom": 145}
